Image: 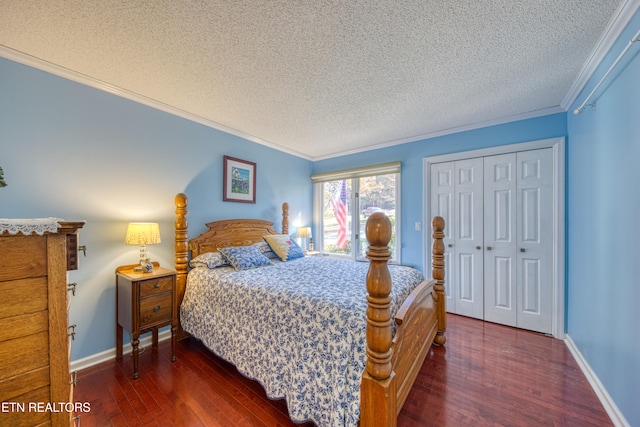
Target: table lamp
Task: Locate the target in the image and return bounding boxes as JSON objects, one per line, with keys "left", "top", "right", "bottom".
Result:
{"left": 125, "top": 222, "right": 161, "bottom": 272}
{"left": 297, "top": 226, "right": 311, "bottom": 252}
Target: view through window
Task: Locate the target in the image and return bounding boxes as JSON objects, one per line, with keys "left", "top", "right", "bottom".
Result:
{"left": 320, "top": 173, "right": 398, "bottom": 261}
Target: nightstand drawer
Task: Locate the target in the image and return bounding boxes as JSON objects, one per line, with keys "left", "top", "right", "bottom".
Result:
{"left": 139, "top": 294, "right": 172, "bottom": 327}
{"left": 139, "top": 277, "right": 174, "bottom": 296}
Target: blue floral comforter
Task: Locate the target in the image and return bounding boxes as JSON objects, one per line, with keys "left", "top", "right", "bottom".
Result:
{"left": 180, "top": 256, "right": 424, "bottom": 427}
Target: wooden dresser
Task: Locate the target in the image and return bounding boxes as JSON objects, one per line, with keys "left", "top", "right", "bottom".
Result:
{"left": 0, "top": 220, "right": 84, "bottom": 427}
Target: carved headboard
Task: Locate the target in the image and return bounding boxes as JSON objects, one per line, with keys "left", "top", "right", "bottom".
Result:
{"left": 189, "top": 219, "right": 280, "bottom": 257}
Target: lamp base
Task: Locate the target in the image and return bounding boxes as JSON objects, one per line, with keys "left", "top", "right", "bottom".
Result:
{"left": 142, "top": 261, "right": 154, "bottom": 273}
{"left": 134, "top": 258, "right": 154, "bottom": 273}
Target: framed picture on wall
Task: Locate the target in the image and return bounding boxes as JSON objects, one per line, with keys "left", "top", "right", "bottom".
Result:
{"left": 223, "top": 156, "right": 256, "bottom": 203}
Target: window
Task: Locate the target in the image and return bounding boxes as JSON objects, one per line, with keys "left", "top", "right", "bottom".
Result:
{"left": 312, "top": 162, "right": 401, "bottom": 262}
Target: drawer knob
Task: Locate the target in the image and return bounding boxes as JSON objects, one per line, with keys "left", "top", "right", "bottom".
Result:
{"left": 153, "top": 305, "right": 161, "bottom": 313}
{"left": 154, "top": 283, "right": 161, "bottom": 289}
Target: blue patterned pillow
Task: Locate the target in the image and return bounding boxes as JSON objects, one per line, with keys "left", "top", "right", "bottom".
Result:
{"left": 189, "top": 252, "right": 229, "bottom": 269}
{"left": 218, "top": 246, "right": 273, "bottom": 271}
{"left": 263, "top": 235, "right": 304, "bottom": 261}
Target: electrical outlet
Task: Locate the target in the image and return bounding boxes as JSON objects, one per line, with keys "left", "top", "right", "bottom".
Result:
{"left": 415, "top": 222, "right": 421, "bottom": 231}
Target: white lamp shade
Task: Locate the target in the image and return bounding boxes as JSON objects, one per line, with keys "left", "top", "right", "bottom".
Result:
{"left": 298, "top": 227, "right": 311, "bottom": 239}
{"left": 125, "top": 223, "right": 161, "bottom": 245}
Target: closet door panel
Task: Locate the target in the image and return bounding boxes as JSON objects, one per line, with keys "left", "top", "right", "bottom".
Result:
{"left": 488, "top": 255, "right": 516, "bottom": 326}
{"left": 522, "top": 258, "right": 541, "bottom": 313}
{"left": 430, "top": 162, "right": 456, "bottom": 313}
{"left": 484, "top": 154, "right": 517, "bottom": 326}
{"left": 516, "top": 149, "right": 553, "bottom": 334}
{"left": 453, "top": 158, "right": 484, "bottom": 319}
{"left": 458, "top": 253, "right": 475, "bottom": 301}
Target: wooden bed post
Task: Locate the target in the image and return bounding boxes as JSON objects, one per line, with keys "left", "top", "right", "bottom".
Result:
{"left": 175, "top": 193, "right": 189, "bottom": 339}
{"left": 360, "top": 212, "right": 397, "bottom": 427}
{"left": 432, "top": 216, "right": 447, "bottom": 345}
{"left": 360, "top": 214, "right": 446, "bottom": 425}
{"left": 282, "top": 202, "right": 289, "bottom": 235}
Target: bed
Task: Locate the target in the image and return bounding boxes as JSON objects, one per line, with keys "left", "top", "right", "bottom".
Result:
{"left": 173, "top": 193, "right": 446, "bottom": 427}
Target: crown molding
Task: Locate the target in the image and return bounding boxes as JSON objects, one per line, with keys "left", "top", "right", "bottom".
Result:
{"left": 562, "top": 0, "right": 640, "bottom": 110}
{"left": 0, "top": 46, "right": 312, "bottom": 160}
{"left": 310, "top": 106, "right": 564, "bottom": 161}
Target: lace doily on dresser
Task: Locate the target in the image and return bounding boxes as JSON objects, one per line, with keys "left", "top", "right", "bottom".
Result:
{"left": 0, "top": 218, "right": 64, "bottom": 235}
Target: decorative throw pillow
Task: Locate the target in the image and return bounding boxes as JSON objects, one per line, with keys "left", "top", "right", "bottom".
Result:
{"left": 189, "top": 251, "right": 229, "bottom": 269}
{"left": 252, "top": 241, "right": 278, "bottom": 259}
{"left": 218, "top": 246, "right": 273, "bottom": 271}
{"left": 263, "top": 235, "right": 304, "bottom": 261}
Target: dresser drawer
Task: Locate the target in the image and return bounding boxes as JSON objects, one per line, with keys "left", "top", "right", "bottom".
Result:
{"left": 139, "top": 276, "right": 174, "bottom": 297}
{"left": 0, "top": 331, "right": 49, "bottom": 380}
{"left": 0, "top": 236, "right": 47, "bottom": 282}
{"left": 0, "top": 385, "right": 51, "bottom": 427}
{"left": 0, "top": 278, "right": 48, "bottom": 320}
{"left": 139, "top": 294, "right": 172, "bottom": 328}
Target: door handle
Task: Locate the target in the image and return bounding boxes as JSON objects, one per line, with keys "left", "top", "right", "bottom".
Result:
{"left": 520, "top": 248, "right": 526, "bottom": 253}
{"left": 486, "top": 246, "right": 492, "bottom": 251}
{"left": 476, "top": 246, "right": 482, "bottom": 250}
{"left": 448, "top": 243, "right": 453, "bottom": 248}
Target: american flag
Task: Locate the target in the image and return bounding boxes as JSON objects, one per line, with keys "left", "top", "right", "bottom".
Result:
{"left": 332, "top": 180, "right": 348, "bottom": 249}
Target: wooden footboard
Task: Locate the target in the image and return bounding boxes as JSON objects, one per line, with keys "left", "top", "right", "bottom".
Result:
{"left": 361, "top": 214, "right": 445, "bottom": 426}
{"left": 392, "top": 278, "right": 438, "bottom": 411}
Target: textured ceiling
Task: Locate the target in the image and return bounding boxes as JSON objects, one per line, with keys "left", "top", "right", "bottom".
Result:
{"left": 0, "top": 0, "right": 627, "bottom": 159}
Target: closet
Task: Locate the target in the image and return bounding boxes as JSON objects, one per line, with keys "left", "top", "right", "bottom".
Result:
{"left": 429, "top": 147, "right": 554, "bottom": 334}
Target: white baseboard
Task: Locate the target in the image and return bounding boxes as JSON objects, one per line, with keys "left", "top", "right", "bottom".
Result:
{"left": 564, "top": 334, "right": 629, "bottom": 427}
{"left": 70, "top": 329, "right": 173, "bottom": 372}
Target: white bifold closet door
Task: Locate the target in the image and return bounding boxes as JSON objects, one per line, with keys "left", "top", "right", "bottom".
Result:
{"left": 430, "top": 148, "right": 553, "bottom": 334}
{"left": 430, "top": 158, "right": 484, "bottom": 320}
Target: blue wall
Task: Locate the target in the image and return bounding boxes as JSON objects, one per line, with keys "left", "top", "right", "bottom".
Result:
{"left": 313, "top": 114, "right": 567, "bottom": 271}
{"left": 0, "top": 57, "right": 313, "bottom": 362}
{"left": 566, "top": 12, "right": 640, "bottom": 427}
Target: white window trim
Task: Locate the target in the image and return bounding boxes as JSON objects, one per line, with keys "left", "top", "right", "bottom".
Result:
{"left": 311, "top": 161, "right": 401, "bottom": 183}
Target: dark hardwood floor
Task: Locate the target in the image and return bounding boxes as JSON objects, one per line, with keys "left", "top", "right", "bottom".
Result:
{"left": 74, "top": 315, "right": 612, "bottom": 426}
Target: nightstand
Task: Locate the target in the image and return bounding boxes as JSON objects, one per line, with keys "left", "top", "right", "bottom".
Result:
{"left": 116, "top": 262, "right": 177, "bottom": 379}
